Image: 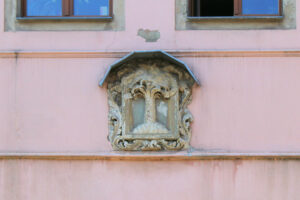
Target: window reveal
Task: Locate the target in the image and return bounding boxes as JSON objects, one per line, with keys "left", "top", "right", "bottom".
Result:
{"left": 22, "top": 0, "right": 112, "bottom": 17}
{"left": 189, "top": 0, "right": 281, "bottom": 17}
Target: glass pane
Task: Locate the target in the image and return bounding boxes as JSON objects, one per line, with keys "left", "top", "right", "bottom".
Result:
{"left": 242, "top": 0, "right": 279, "bottom": 15}
{"left": 199, "top": 0, "right": 234, "bottom": 17}
{"left": 26, "top": 0, "right": 62, "bottom": 16}
{"left": 156, "top": 99, "right": 168, "bottom": 127}
{"left": 132, "top": 98, "right": 145, "bottom": 129}
{"left": 74, "top": 0, "right": 110, "bottom": 16}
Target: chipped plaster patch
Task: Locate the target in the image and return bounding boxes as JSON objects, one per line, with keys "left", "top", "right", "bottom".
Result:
{"left": 137, "top": 29, "right": 160, "bottom": 42}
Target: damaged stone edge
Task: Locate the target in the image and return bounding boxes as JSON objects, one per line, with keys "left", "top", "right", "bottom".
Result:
{"left": 1, "top": 152, "right": 300, "bottom": 161}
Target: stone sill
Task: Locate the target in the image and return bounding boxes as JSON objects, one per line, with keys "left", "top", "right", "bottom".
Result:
{"left": 1, "top": 151, "right": 300, "bottom": 161}
{"left": 187, "top": 16, "right": 283, "bottom": 22}
{"left": 16, "top": 16, "right": 113, "bottom": 22}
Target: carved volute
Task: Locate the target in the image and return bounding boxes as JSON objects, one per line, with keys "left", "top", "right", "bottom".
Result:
{"left": 100, "top": 51, "right": 199, "bottom": 151}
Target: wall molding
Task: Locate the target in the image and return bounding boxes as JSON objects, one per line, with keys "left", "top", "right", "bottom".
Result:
{"left": 1, "top": 50, "right": 300, "bottom": 59}
{"left": 1, "top": 152, "right": 300, "bottom": 161}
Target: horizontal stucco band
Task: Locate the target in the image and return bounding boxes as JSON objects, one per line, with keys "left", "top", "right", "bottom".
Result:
{"left": 1, "top": 50, "right": 300, "bottom": 58}
{"left": 1, "top": 152, "right": 300, "bottom": 161}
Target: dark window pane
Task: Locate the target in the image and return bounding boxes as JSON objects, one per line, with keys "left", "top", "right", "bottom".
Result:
{"left": 74, "top": 0, "right": 110, "bottom": 16}
{"left": 26, "top": 0, "right": 62, "bottom": 16}
{"left": 242, "top": 0, "right": 279, "bottom": 15}
{"left": 197, "top": 0, "right": 234, "bottom": 17}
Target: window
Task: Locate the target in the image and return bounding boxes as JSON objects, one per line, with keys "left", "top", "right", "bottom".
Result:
{"left": 22, "top": 0, "right": 112, "bottom": 17}
{"left": 5, "top": 0, "right": 124, "bottom": 31}
{"left": 175, "top": 0, "right": 294, "bottom": 30}
{"left": 189, "top": 0, "right": 282, "bottom": 17}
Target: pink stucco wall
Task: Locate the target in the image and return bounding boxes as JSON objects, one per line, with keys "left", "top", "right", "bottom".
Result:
{"left": 0, "top": 0, "right": 300, "bottom": 51}
{"left": 1, "top": 160, "right": 300, "bottom": 200}
{"left": 1, "top": 56, "right": 300, "bottom": 153}
{"left": 1, "top": 0, "right": 300, "bottom": 199}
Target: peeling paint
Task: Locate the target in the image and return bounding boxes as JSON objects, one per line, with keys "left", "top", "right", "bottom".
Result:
{"left": 137, "top": 29, "right": 160, "bottom": 42}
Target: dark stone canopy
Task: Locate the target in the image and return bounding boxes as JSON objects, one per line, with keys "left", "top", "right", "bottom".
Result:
{"left": 99, "top": 50, "right": 200, "bottom": 86}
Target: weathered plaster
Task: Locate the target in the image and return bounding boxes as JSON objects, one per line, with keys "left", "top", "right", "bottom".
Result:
{"left": 4, "top": 0, "right": 125, "bottom": 31}
{"left": 175, "top": 0, "right": 296, "bottom": 30}
{"left": 137, "top": 29, "right": 160, "bottom": 42}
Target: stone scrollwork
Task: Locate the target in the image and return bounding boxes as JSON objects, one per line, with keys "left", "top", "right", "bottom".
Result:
{"left": 101, "top": 51, "right": 199, "bottom": 151}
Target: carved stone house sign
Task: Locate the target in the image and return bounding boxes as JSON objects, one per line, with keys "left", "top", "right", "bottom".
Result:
{"left": 100, "top": 50, "right": 200, "bottom": 151}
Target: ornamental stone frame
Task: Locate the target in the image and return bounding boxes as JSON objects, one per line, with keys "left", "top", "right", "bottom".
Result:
{"left": 100, "top": 51, "right": 199, "bottom": 151}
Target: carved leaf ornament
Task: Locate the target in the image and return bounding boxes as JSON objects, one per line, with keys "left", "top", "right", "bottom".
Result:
{"left": 100, "top": 51, "right": 199, "bottom": 151}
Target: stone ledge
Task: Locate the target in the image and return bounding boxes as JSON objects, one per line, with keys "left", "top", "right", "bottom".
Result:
{"left": 1, "top": 152, "right": 300, "bottom": 161}
{"left": 1, "top": 50, "right": 300, "bottom": 59}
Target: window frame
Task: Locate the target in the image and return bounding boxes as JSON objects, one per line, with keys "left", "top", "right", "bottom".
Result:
{"left": 21, "top": 0, "right": 113, "bottom": 18}
{"left": 188, "top": 0, "right": 282, "bottom": 17}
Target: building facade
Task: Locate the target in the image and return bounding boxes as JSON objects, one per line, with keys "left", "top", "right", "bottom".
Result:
{"left": 0, "top": 0, "right": 300, "bottom": 199}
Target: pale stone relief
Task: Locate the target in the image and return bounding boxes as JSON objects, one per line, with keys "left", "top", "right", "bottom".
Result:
{"left": 100, "top": 51, "right": 199, "bottom": 151}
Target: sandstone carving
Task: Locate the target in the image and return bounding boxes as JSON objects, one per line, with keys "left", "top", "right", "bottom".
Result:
{"left": 100, "top": 51, "right": 199, "bottom": 151}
